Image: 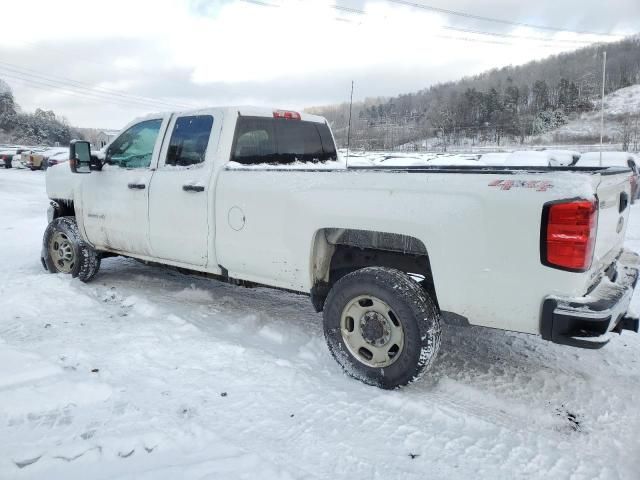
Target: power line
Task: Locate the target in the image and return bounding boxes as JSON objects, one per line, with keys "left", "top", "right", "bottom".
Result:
{"left": 0, "top": 40, "right": 202, "bottom": 110}
{"left": 332, "top": 3, "right": 606, "bottom": 46}
{"left": 0, "top": 61, "right": 193, "bottom": 110}
{"left": 441, "top": 25, "right": 595, "bottom": 45}
{"left": 1, "top": 76, "right": 149, "bottom": 114}
{"left": 334, "top": 14, "right": 560, "bottom": 48}
{"left": 0, "top": 63, "right": 194, "bottom": 111}
{"left": 238, "top": 1, "right": 613, "bottom": 47}
{"left": 239, "top": 0, "right": 279, "bottom": 6}
{"left": 0, "top": 70, "right": 175, "bottom": 112}
{"left": 385, "top": 0, "right": 620, "bottom": 38}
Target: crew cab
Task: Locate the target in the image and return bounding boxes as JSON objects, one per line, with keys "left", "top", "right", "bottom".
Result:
{"left": 42, "top": 106, "right": 639, "bottom": 389}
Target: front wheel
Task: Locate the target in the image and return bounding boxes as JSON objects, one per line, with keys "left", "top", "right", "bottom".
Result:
{"left": 42, "top": 217, "right": 101, "bottom": 282}
{"left": 323, "top": 267, "right": 441, "bottom": 389}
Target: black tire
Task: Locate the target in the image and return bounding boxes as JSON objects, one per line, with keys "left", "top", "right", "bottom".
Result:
{"left": 42, "top": 217, "right": 101, "bottom": 282}
{"left": 323, "top": 267, "right": 441, "bottom": 389}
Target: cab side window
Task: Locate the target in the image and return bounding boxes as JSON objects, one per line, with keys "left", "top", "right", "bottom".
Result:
{"left": 165, "top": 115, "right": 214, "bottom": 167}
{"left": 107, "top": 119, "right": 163, "bottom": 169}
{"left": 231, "top": 117, "right": 336, "bottom": 165}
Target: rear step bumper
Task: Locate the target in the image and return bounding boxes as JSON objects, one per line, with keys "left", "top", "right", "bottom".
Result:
{"left": 541, "top": 250, "right": 639, "bottom": 349}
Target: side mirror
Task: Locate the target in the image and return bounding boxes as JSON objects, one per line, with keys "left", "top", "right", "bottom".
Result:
{"left": 69, "top": 140, "right": 92, "bottom": 174}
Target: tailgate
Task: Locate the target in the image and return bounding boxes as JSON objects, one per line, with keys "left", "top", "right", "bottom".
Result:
{"left": 592, "top": 169, "right": 633, "bottom": 273}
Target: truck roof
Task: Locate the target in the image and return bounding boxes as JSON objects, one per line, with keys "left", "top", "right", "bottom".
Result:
{"left": 128, "top": 106, "right": 327, "bottom": 126}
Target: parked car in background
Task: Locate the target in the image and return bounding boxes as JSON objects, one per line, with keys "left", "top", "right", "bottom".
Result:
{"left": 1, "top": 148, "right": 16, "bottom": 168}
{"left": 540, "top": 149, "right": 581, "bottom": 166}
{"left": 22, "top": 148, "right": 48, "bottom": 170}
{"left": 3, "top": 146, "right": 69, "bottom": 171}
{"left": 479, "top": 150, "right": 579, "bottom": 167}
{"left": 578, "top": 152, "right": 640, "bottom": 201}
{"left": 501, "top": 150, "right": 579, "bottom": 167}
{"left": 1, "top": 147, "right": 29, "bottom": 168}
{"left": 46, "top": 150, "right": 69, "bottom": 167}
{"left": 32, "top": 147, "right": 69, "bottom": 170}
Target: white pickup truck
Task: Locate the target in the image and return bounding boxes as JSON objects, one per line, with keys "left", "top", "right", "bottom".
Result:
{"left": 43, "top": 107, "right": 639, "bottom": 389}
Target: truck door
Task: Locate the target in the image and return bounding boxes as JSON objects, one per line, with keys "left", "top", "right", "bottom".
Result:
{"left": 148, "top": 112, "right": 220, "bottom": 267}
{"left": 80, "top": 115, "right": 170, "bottom": 256}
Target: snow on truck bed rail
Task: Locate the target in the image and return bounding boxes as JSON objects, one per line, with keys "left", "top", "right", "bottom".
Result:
{"left": 226, "top": 148, "right": 626, "bottom": 170}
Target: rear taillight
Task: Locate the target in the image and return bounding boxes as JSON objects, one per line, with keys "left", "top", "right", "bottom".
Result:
{"left": 273, "top": 110, "right": 301, "bottom": 120}
{"left": 541, "top": 199, "right": 598, "bottom": 272}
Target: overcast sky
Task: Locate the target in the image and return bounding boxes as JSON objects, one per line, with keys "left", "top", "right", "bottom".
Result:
{"left": 0, "top": 0, "right": 637, "bottom": 129}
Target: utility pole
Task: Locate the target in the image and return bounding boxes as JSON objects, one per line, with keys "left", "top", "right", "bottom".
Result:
{"left": 346, "top": 81, "right": 354, "bottom": 168}
{"left": 599, "top": 51, "right": 607, "bottom": 167}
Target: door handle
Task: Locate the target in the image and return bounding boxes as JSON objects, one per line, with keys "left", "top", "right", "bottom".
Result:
{"left": 183, "top": 185, "right": 205, "bottom": 192}
{"left": 128, "top": 183, "right": 146, "bottom": 190}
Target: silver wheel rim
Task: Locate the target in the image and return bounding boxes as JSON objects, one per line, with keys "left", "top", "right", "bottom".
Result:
{"left": 340, "top": 295, "right": 404, "bottom": 368}
{"left": 49, "top": 231, "right": 75, "bottom": 273}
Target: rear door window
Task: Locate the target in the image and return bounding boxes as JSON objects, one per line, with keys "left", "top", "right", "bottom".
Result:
{"left": 231, "top": 117, "right": 337, "bottom": 165}
{"left": 166, "top": 115, "right": 214, "bottom": 167}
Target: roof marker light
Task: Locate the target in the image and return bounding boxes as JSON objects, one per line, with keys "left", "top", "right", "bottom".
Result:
{"left": 273, "top": 110, "right": 301, "bottom": 120}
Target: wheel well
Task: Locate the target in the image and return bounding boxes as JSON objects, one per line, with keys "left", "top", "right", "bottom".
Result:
{"left": 50, "top": 199, "right": 75, "bottom": 219}
{"left": 310, "top": 228, "right": 438, "bottom": 312}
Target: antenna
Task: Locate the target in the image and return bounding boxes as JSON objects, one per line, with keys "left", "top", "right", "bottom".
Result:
{"left": 346, "top": 80, "right": 354, "bottom": 168}
{"left": 599, "top": 51, "right": 607, "bottom": 167}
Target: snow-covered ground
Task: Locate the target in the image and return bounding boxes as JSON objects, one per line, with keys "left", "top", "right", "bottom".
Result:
{"left": 2, "top": 169, "right": 640, "bottom": 479}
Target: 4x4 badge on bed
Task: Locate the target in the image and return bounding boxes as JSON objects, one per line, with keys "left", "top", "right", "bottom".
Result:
{"left": 488, "top": 179, "right": 553, "bottom": 191}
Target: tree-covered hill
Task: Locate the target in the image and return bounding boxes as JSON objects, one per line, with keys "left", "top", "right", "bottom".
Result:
{"left": 0, "top": 79, "right": 83, "bottom": 146}
{"left": 308, "top": 35, "right": 640, "bottom": 150}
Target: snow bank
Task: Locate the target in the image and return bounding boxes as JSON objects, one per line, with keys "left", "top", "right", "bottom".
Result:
{"left": 578, "top": 151, "right": 638, "bottom": 168}
{"left": 502, "top": 150, "right": 578, "bottom": 167}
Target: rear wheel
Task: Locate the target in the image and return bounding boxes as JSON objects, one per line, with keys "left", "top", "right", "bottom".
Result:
{"left": 42, "top": 217, "right": 101, "bottom": 282}
{"left": 323, "top": 267, "right": 441, "bottom": 389}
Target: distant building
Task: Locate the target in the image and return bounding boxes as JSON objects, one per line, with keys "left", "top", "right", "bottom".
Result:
{"left": 77, "top": 128, "right": 122, "bottom": 150}
{"left": 95, "top": 130, "right": 120, "bottom": 148}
